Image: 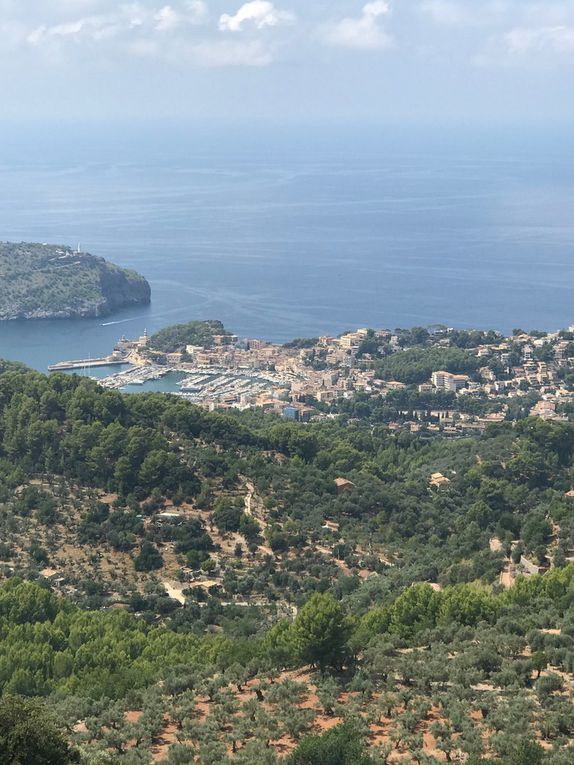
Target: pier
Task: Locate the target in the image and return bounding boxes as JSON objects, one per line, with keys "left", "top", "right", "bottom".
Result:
{"left": 48, "top": 357, "right": 127, "bottom": 371}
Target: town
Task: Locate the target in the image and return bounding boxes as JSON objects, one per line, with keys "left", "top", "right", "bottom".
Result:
{"left": 50, "top": 322, "right": 574, "bottom": 434}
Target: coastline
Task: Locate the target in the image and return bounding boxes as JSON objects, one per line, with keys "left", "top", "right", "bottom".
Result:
{"left": 44, "top": 321, "right": 574, "bottom": 434}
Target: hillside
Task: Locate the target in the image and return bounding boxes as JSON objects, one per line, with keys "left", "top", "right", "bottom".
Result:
{"left": 148, "top": 319, "right": 233, "bottom": 353}
{"left": 2, "top": 365, "right": 574, "bottom": 762}
{"left": 0, "top": 242, "right": 151, "bottom": 319}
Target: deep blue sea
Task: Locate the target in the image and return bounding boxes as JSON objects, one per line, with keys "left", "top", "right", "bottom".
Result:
{"left": 0, "top": 122, "right": 573, "bottom": 371}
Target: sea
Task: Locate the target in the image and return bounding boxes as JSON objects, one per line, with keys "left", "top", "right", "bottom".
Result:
{"left": 0, "top": 121, "right": 573, "bottom": 373}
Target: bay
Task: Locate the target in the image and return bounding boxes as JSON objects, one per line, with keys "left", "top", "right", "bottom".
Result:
{"left": 0, "top": 122, "right": 573, "bottom": 371}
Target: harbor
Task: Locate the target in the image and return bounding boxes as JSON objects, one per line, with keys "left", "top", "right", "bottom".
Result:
{"left": 43, "top": 317, "right": 574, "bottom": 430}
{"left": 44, "top": 323, "right": 365, "bottom": 418}
{"left": 98, "top": 364, "right": 291, "bottom": 409}
{"left": 100, "top": 364, "right": 171, "bottom": 388}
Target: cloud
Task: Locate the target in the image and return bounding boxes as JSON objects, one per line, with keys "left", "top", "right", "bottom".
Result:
{"left": 154, "top": 6, "right": 179, "bottom": 32}
{"left": 19, "top": 0, "right": 280, "bottom": 68}
{"left": 27, "top": 4, "right": 152, "bottom": 46}
{"left": 505, "top": 25, "right": 574, "bottom": 55}
{"left": 324, "top": 1, "right": 392, "bottom": 50}
{"left": 26, "top": 1, "right": 208, "bottom": 47}
{"left": 477, "top": 21, "right": 574, "bottom": 66}
{"left": 417, "top": 1, "right": 574, "bottom": 67}
{"left": 184, "top": 1, "right": 209, "bottom": 24}
{"left": 5, "top": 0, "right": 574, "bottom": 76}
{"left": 27, "top": 16, "right": 126, "bottom": 46}
{"left": 153, "top": 3, "right": 208, "bottom": 33}
{"left": 219, "top": 1, "right": 294, "bottom": 33}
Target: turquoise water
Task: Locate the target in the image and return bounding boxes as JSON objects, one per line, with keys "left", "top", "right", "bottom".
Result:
{"left": 0, "top": 123, "right": 573, "bottom": 371}
{"left": 61, "top": 367, "right": 185, "bottom": 395}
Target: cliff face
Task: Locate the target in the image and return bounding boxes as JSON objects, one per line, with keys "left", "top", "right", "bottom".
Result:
{"left": 96, "top": 258, "right": 152, "bottom": 316}
{"left": 0, "top": 243, "right": 151, "bottom": 320}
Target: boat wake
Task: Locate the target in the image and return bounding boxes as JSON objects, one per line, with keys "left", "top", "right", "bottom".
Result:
{"left": 101, "top": 317, "right": 144, "bottom": 327}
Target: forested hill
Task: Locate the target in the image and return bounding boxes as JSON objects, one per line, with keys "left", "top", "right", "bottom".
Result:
{"left": 3, "top": 365, "right": 574, "bottom": 762}
{"left": 148, "top": 319, "right": 232, "bottom": 353}
{"left": 0, "top": 242, "right": 151, "bottom": 319}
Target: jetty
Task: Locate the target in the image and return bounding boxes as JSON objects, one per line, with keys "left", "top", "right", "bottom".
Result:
{"left": 48, "top": 356, "right": 127, "bottom": 371}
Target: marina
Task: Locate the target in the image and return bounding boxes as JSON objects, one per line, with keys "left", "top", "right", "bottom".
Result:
{"left": 100, "top": 364, "right": 170, "bottom": 388}
{"left": 97, "top": 364, "right": 292, "bottom": 409}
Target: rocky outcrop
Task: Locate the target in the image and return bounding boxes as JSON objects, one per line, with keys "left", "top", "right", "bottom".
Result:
{"left": 96, "top": 257, "right": 152, "bottom": 316}
{"left": 0, "top": 243, "right": 151, "bottom": 320}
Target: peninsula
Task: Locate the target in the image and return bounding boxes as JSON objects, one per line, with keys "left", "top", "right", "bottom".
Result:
{"left": 0, "top": 242, "right": 151, "bottom": 320}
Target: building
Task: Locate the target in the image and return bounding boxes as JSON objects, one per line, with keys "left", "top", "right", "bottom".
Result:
{"left": 530, "top": 400, "right": 565, "bottom": 421}
{"left": 247, "top": 339, "right": 268, "bottom": 350}
{"left": 335, "top": 477, "right": 355, "bottom": 494}
{"left": 156, "top": 512, "right": 186, "bottom": 524}
{"left": 213, "top": 334, "right": 238, "bottom": 346}
{"left": 431, "top": 370, "right": 470, "bottom": 392}
{"left": 297, "top": 406, "right": 315, "bottom": 423}
{"left": 520, "top": 556, "right": 549, "bottom": 576}
{"left": 430, "top": 472, "right": 451, "bottom": 489}
{"left": 282, "top": 406, "right": 299, "bottom": 421}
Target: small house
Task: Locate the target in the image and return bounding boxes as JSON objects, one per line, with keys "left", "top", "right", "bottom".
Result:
{"left": 430, "top": 472, "right": 450, "bottom": 489}
{"left": 335, "top": 478, "right": 355, "bottom": 495}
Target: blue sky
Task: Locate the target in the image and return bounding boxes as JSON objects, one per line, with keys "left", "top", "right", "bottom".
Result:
{"left": 1, "top": 0, "right": 573, "bottom": 123}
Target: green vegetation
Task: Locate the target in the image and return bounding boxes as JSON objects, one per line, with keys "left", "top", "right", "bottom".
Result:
{"left": 0, "top": 578, "right": 219, "bottom": 698}
{"left": 292, "top": 593, "right": 351, "bottom": 670}
{"left": 0, "top": 242, "right": 150, "bottom": 319}
{"left": 283, "top": 337, "right": 320, "bottom": 350}
{"left": 149, "top": 320, "right": 232, "bottom": 353}
{"left": 374, "top": 345, "right": 480, "bottom": 384}
{"left": 448, "top": 329, "right": 504, "bottom": 349}
{"left": 0, "top": 695, "right": 79, "bottom": 764}
{"left": 3, "top": 566, "right": 574, "bottom": 762}
{"left": 288, "top": 723, "right": 376, "bottom": 765}
{"left": 2, "top": 362, "right": 574, "bottom": 761}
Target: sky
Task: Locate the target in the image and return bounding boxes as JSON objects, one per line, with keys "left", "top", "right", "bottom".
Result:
{"left": 0, "top": 0, "right": 573, "bottom": 124}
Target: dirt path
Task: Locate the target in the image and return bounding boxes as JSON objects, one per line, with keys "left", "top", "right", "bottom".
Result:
{"left": 245, "top": 480, "right": 268, "bottom": 529}
{"left": 245, "top": 481, "right": 255, "bottom": 517}
{"left": 162, "top": 581, "right": 186, "bottom": 604}
{"left": 499, "top": 565, "right": 514, "bottom": 589}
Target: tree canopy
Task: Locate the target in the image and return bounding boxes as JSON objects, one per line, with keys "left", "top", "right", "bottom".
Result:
{"left": 0, "top": 695, "right": 78, "bottom": 765}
